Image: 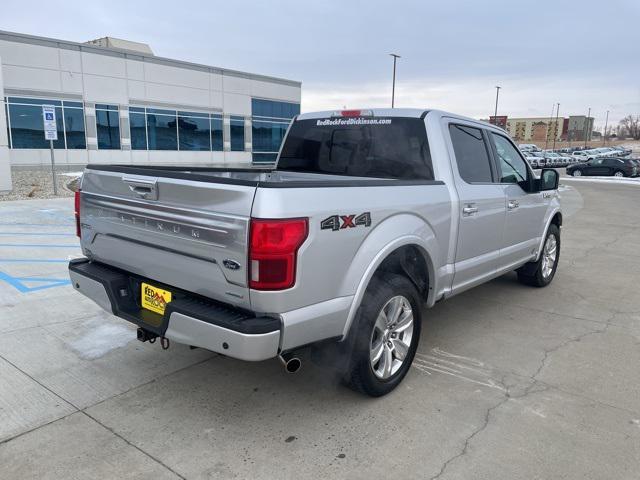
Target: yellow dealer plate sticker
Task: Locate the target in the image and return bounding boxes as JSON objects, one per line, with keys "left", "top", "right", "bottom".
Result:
{"left": 141, "top": 283, "right": 172, "bottom": 315}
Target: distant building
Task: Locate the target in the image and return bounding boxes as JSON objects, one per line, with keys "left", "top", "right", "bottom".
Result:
{"left": 505, "top": 117, "right": 573, "bottom": 143}
{"left": 488, "top": 115, "right": 508, "bottom": 130}
{"left": 567, "top": 116, "right": 595, "bottom": 142}
{"left": 0, "top": 29, "right": 301, "bottom": 172}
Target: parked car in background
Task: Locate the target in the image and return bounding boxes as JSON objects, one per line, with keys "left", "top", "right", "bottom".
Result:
{"left": 611, "top": 146, "right": 632, "bottom": 157}
{"left": 519, "top": 143, "right": 541, "bottom": 152}
{"left": 530, "top": 151, "right": 550, "bottom": 166}
{"left": 543, "top": 151, "right": 572, "bottom": 167}
{"left": 566, "top": 157, "right": 638, "bottom": 177}
{"left": 572, "top": 151, "right": 595, "bottom": 162}
{"left": 525, "top": 155, "right": 540, "bottom": 169}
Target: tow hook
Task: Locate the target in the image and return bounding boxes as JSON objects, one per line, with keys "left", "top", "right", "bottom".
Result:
{"left": 136, "top": 328, "right": 170, "bottom": 349}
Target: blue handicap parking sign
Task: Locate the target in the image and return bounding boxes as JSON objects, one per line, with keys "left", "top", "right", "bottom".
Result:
{"left": 45, "top": 112, "right": 54, "bottom": 120}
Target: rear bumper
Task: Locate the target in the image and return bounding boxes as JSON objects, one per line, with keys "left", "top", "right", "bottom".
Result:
{"left": 68, "top": 259, "right": 280, "bottom": 361}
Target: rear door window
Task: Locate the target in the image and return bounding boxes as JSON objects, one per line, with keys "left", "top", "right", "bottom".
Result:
{"left": 449, "top": 124, "right": 494, "bottom": 183}
{"left": 277, "top": 117, "right": 433, "bottom": 180}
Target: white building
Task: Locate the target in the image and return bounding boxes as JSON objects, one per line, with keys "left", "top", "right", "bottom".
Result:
{"left": 0, "top": 30, "right": 301, "bottom": 191}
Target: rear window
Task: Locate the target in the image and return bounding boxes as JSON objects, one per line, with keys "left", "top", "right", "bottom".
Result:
{"left": 277, "top": 117, "right": 433, "bottom": 180}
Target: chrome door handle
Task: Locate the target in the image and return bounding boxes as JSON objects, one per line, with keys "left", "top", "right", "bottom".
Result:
{"left": 508, "top": 200, "right": 519, "bottom": 210}
{"left": 462, "top": 205, "right": 478, "bottom": 216}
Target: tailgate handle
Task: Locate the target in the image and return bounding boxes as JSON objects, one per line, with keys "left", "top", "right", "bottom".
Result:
{"left": 123, "top": 177, "right": 158, "bottom": 200}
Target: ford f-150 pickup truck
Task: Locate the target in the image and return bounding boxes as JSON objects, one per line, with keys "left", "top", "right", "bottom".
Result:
{"left": 69, "top": 108, "right": 562, "bottom": 396}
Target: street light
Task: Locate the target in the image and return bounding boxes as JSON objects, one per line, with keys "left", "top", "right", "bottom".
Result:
{"left": 493, "top": 86, "right": 501, "bottom": 125}
{"left": 603, "top": 110, "right": 609, "bottom": 145}
{"left": 553, "top": 103, "right": 560, "bottom": 151}
{"left": 584, "top": 107, "right": 591, "bottom": 148}
{"left": 389, "top": 53, "right": 401, "bottom": 108}
{"left": 546, "top": 103, "right": 555, "bottom": 150}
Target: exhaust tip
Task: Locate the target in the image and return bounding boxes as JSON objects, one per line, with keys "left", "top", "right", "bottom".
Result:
{"left": 279, "top": 354, "right": 302, "bottom": 374}
{"left": 285, "top": 357, "right": 302, "bottom": 374}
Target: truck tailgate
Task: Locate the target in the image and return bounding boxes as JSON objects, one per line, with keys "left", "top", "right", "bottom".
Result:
{"left": 78, "top": 167, "right": 259, "bottom": 309}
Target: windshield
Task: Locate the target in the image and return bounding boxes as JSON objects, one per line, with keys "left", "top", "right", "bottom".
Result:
{"left": 277, "top": 117, "right": 434, "bottom": 180}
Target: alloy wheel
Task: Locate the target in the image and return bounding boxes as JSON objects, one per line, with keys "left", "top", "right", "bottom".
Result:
{"left": 369, "top": 295, "right": 414, "bottom": 380}
{"left": 541, "top": 234, "right": 558, "bottom": 279}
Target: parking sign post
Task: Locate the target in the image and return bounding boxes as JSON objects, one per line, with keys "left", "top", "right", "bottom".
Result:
{"left": 42, "top": 105, "right": 58, "bottom": 195}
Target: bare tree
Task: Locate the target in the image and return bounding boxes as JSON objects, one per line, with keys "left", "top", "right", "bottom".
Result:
{"left": 618, "top": 115, "right": 640, "bottom": 140}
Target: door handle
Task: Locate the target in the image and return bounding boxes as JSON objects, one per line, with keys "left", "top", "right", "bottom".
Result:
{"left": 123, "top": 177, "right": 158, "bottom": 200}
{"left": 508, "top": 200, "right": 519, "bottom": 210}
{"left": 462, "top": 205, "right": 478, "bottom": 216}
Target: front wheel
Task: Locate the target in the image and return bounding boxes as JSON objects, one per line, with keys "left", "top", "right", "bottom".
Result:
{"left": 572, "top": 170, "right": 582, "bottom": 177}
{"left": 345, "top": 274, "right": 422, "bottom": 397}
{"left": 517, "top": 224, "right": 560, "bottom": 287}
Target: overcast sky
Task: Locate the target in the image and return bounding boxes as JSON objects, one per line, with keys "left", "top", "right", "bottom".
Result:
{"left": 1, "top": 0, "right": 638, "bottom": 127}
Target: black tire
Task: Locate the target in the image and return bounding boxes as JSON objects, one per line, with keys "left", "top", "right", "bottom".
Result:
{"left": 344, "top": 273, "right": 422, "bottom": 397}
{"left": 613, "top": 170, "right": 625, "bottom": 177}
{"left": 517, "top": 224, "right": 560, "bottom": 287}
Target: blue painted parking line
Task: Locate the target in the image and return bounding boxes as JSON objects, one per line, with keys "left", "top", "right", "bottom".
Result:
{"left": 0, "top": 270, "right": 70, "bottom": 293}
{"left": 0, "top": 243, "right": 79, "bottom": 248}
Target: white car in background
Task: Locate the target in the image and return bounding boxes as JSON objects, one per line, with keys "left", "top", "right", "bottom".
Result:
{"left": 519, "top": 143, "right": 541, "bottom": 153}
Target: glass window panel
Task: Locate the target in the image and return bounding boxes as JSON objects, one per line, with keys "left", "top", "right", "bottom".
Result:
{"left": 230, "top": 116, "right": 244, "bottom": 152}
{"left": 8, "top": 97, "right": 62, "bottom": 106}
{"left": 147, "top": 107, "right": 175, "bottom": 116}
{"left": 63, "top": 106, "right": 86, "bottom": 149}
{"left": 211, "top": 115, "right": 223, "bottom": 151}
{"left": 278, "top": 117, "right": 434, "bottom": 179}
{"left": 129, "top": 111, "right": 147, "bottom": 150}
{"left": 448, "top": 124, "right": 493, "bottom": 183}
{"left": 8, "top": 103, "right": 64, "bottom": 149}
{"left": 178, "top": 111, "right": 209, "bottom": 119}
{"left": 96, "top": 104, "right": 118, "bottom": 111}
{"left": 147, "top": 112, "right": 177, "bottom": 150}
{"left": 178, "top": 115, "right": 210, "bottom": 151}
{"left": 96, "top": 110, "right": 121, "bottom": 150}
{"left": 129, "top": 106, "right": 145, "bottom": 113}
{"left": 63, "top": 101, "right": 83, "bottom": 108}
{"left": 490, "top": 133, "right": 528, "bottom": 184}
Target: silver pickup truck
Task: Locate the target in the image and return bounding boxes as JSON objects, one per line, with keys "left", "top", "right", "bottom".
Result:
{"left": 69, "top": 108, "right": 562, "bottom": 396}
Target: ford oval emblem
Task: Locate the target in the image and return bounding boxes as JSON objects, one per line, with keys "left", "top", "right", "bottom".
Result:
{"left": 222, "top": 259, "right": 241, "bottom": 271}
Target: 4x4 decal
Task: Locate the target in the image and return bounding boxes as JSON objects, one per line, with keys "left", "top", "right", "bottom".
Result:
{"left": 321, "top": 212, "right": 371, "bottom": 231}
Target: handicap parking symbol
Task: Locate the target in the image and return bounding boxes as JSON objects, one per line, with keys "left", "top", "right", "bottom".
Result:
{"left": 45, "top": 112, "right": 54, "bottom": 120}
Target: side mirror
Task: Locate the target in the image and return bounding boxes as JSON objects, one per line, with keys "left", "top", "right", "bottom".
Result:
{"left": 538, "top": 168, "right": 559, "bottom": 191}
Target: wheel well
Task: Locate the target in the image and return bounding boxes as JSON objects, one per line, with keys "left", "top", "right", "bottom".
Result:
{"left": 550, "top": 212, "right": 562, "bottom": 228}
{"left": 373, "top": 245, "right": 430, "bottom": 300}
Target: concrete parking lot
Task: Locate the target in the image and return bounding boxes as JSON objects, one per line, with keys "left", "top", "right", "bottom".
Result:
{"left": 0, "top": 179, "right": 639, "bottom": 479}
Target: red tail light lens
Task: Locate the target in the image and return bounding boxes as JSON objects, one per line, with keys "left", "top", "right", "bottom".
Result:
{"left": 74, "top": 190, "right": 81, "bottom": 238}
{"left": 249, "top": 218, "right": 308, "bottom": 290}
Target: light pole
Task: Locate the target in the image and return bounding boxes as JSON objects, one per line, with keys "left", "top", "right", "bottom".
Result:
{"left": 545, "top": 103, "right": 555, "bottom": 150}
{"left": 584, "top": 107, "right": 591, "bottom": 148}
{"left": 389, "top": 53, "right": 401, "bottom": 108}
{"left": 603, "top": 110, "right": 609, "bottom": 145}
{"left": 493, "top": 86, "right": 501, "bottom": 125}
{"left": 553, "top": 103, "right": 560, "bottom": 151}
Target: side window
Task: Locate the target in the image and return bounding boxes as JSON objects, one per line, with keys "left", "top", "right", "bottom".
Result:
{"left": 449, "top": 124, "right": 493, "bottom": 183}
{"left": 490, "top": 133, "right": 529, "bottom": 184}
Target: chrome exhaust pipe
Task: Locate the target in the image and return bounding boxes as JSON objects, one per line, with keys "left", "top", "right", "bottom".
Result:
{"left": 278, "top": 353, "right": 302, "bottom": 374}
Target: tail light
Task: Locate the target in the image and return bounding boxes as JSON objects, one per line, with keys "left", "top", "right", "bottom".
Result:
{"left": 249, "top": 218, "right": 308, "bottom": 290}
{"left": 74, "top": 190, "right": 81, "bottom": 238}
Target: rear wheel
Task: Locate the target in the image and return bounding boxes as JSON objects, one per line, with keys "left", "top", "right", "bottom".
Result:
{"left": 345, "top": 274, "right": 422, "bottom": 397}
{"left": 614, "top": 170, "right": 625, "bottom": 177}
{"left": 517, "top": 224, "right": 560, "bottom": 287}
